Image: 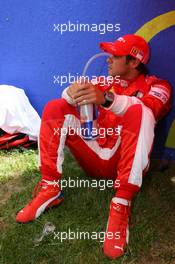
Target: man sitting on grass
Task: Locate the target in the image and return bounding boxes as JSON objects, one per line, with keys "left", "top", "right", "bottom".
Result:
{"left": 16, "top": 34, "right": 172, "bottom": 260}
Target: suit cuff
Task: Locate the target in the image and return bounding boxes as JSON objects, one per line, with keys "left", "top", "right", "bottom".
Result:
{"left": 61, "top": 87, "right": 76, "bottom": 106}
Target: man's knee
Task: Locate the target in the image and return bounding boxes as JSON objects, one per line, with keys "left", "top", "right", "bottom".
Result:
{"left": 42, "top": 98, "right": 75, "bottom": 120}
{"left": 125, "top": 104, "right": 142, "bottom": 119}
{"left": 122, "top": 104, "right": 143, "bottom": 132}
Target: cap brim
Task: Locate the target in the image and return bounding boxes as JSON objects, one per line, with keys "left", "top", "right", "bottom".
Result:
{"left": 100, "top": 42, "right": 127, "bottom": 56}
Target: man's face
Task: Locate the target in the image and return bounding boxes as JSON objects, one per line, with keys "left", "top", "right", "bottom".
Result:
{"left": 107, "top": 55, "right": 130, "bottom": 78}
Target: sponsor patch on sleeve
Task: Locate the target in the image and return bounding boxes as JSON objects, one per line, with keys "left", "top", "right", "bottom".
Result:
{"left": 148, "top": 85, "right": 170, "bottom": 104}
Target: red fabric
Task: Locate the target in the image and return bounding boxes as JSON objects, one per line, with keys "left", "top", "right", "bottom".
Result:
{"left": 39, "top": 99, "right": 79, "bottom": 181}
{"left": 39, "top": 101, "right": 143, "bottom": 200}
{"left": 114, "top": 104, "right": 142, "bottom": 200}
{"left": 0, "top": 131, "right": 35, "bottom": 150}
{"left": 39, "top": 74, "right": 172, "bottom": 200}
{"left": 97, "top": 74, "right": 171, "bottom": 121}
{"left": 40, "top": 98, "right": 119, "bottom": 181}
{"left": 100, "top": 34, "right": 150, "bottom": 64}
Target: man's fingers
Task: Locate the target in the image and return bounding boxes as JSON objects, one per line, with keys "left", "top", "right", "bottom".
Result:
{"left": 73, "top": 89, "right": 93, "bottom": 99}
{"left": 72, "top": 84, "right": 95, "bottom": 98}
{"left": 74, "top": 95, "right": 95, "bottom": 104}
{"left": 67, "top": 82, "right": 95, "bottom": 101}
{"left": 74, "top": 95, "right": 91, "bottom": 103}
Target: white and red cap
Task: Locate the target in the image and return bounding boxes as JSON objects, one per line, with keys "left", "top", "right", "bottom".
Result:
{"left": 100, "top": 34, "right": 150, "bottom": 64}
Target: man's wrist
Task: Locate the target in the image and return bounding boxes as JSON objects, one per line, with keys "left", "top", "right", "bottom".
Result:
{"left": 101, "top": 91, "right": 115, "bottom": 108}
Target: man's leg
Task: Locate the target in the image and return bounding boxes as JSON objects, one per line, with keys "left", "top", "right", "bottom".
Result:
{"left": 16, "top": 98, "right": 120, "bottom": 223}
{"left": 16, "top": 98, "right": 74, "bottom": 223}
{"left": 103, "top": 104, "right": 155, "bottom": 259}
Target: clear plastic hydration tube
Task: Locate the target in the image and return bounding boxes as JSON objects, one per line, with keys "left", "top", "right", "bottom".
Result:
{"left": 82, "top": 52, "right": 110, "bottom": 77}
{"left": 80, "top": 52, "right": 110, "bottom": 140}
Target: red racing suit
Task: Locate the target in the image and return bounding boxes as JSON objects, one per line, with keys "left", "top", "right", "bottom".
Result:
{"left": 38, "top": 74, "right": 172, "bottom": 200}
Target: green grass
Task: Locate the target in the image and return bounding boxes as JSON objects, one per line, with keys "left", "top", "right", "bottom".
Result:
{"left": 0, "top": 149, "right": 38, "bottom": 183}
{"left": 0, "top": 148, "right": 175, "bottom": 264}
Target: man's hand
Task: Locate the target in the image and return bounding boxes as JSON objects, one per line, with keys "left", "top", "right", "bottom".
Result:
{"left": 67, "top": 81, "right": 105, "bottom": 105}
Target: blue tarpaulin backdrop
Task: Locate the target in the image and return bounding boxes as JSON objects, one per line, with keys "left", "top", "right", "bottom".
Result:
{"left": 0, "top": 1, "right": 175, "bottom": 158}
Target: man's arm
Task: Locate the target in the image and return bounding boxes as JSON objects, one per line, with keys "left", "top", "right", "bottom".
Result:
{"left": 62, "top": 81, "right": 105, "bottom": 106}
{"left": 141, "top": 81, "right": 172, "bottom": 120}
{"left": 103, "top": 80, "right": 172, "bottom": 120}
{"left": 103, "top": 94, "right": 143, "bottom": 115}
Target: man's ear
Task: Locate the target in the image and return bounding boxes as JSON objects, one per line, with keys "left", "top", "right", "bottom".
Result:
{"left": 130, "top": 58, "right": 140, "bottom": 69}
